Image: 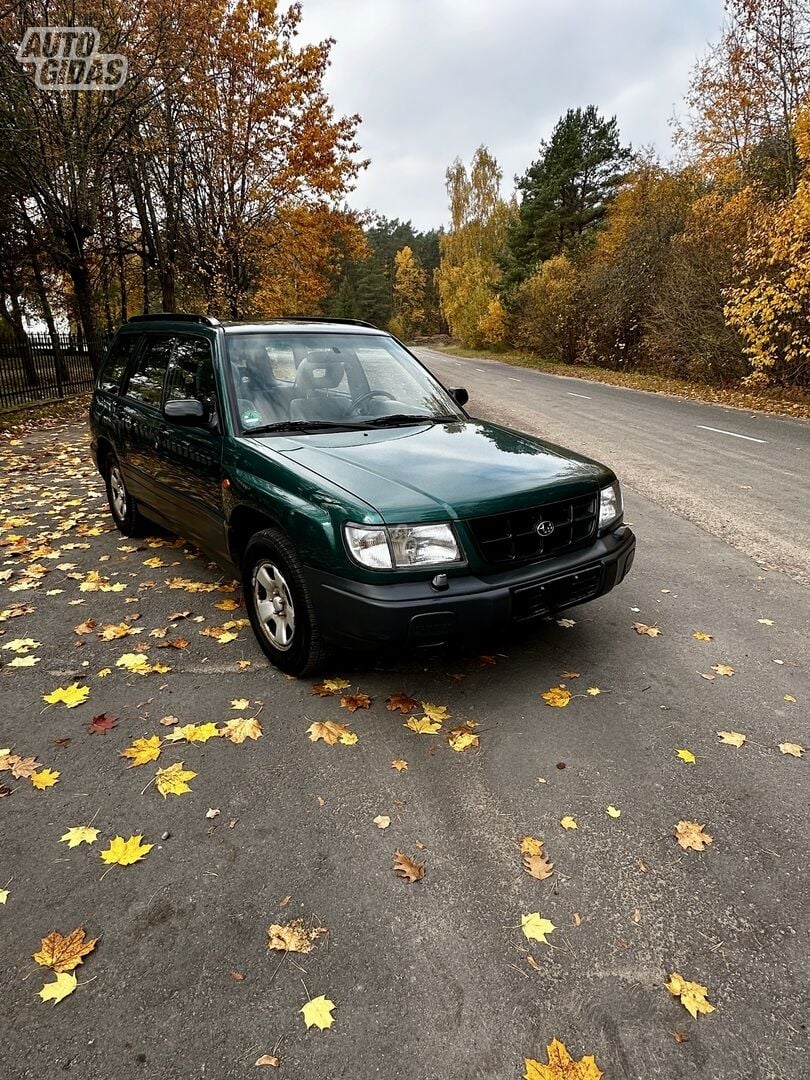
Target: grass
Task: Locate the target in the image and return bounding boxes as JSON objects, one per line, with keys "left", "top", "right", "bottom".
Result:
{"left": 438, "top": 345, "right": 810, "bottom": 420}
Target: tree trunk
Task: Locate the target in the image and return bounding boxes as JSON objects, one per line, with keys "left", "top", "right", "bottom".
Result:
{"left": 69, "top": 261, "right": 102, "bottom": 374}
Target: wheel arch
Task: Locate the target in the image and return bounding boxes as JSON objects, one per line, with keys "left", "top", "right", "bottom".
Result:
{"left": 227, "top": 505, "right": 287, "bottom": 572}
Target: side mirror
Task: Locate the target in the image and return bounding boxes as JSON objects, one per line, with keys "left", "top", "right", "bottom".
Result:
{"left": 449, "top": 387, "right": 469, "bottom": 408}
{"left": 164, "top": 399, "right": 206, "bottom": 424}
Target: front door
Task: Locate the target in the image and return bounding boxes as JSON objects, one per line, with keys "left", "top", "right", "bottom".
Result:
{"left": 117, "top": 333, "right": 176, "bottom": 510}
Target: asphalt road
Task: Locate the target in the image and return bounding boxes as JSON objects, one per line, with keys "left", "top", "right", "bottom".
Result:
{"left": 416, "top": 347, "right": 810, "bottom": 585}
{"left": 1, "top": 369, "right": 808, "bottom": 1080}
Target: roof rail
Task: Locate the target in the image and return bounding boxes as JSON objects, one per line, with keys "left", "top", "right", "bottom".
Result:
{"left": 279, "top": 315, "right": 380, "bottom": 330}
{"left": 127, "top": 313, "right": 222, "bottom": 327}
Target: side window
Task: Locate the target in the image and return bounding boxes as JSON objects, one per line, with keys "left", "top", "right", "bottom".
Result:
{"left": 165, "top": 336, "right": 217, "bottom": 419}
{"left": 122, "top": 334, "right": 175, "bottom": 408}
{"left": 98, "top": 333, "right": 140, "bottom": 393}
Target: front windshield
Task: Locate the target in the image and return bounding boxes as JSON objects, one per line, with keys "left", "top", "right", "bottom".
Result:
{"left": 225, "top": 331, "right": 464, "bottom": 433}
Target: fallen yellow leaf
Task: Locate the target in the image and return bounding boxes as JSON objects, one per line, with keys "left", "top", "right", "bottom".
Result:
{"left": 711, "top": 663, "right": 734, "bottom": 677}
{"left": 165, "top": 722, "right": 220, "bottom": 744}
{"left": 300, "top": 994, "right": 335, "bottom": 1030}
{"left": 120, "top": 735, "right": 162, "bottom": 768}
{"left": 254, "top": 1054, "right": 280, "bottom": 1067}
{"left": 38, "top": 971, "right": 77, "bottom": 1005}
{"left": 421, "top": 702, "right": 450, "bottom": 723}
{"left": 100, "top": 834, "right": 153, "bottom": 866}
{"left": 675, "top": 749, "right": 696, "bottom": 764}
{"left": 268, "top": 918, "right": 326, "bottom": 954}
{"left": 674, "top": 820, "right": 713, "bottom": 851}
{"left": 560, "top": 816, "right": 577, "bottom": 830}
{"left": 666, "top": 972, "right": 716, "bottom": 1018}
{"left": 391, "top": 759, "right": 408, "bottom": 772}
{"left": 520, "top": 836, "right": 544, "bottom": 857}
{"left": 779, "top": 742, "right": 804, "bottom": 758}
{"left": 59, "top": 826, "right": 99, "bottom": 848}
{"left": 521, "top": 912, "right": 556, "bottom": 945}
{"left": 307, "top": 720, "right": 356, "bottom": 745}
{"left": 31, "top": 768, "right": 60, "bottom": 790}
{"left": 717, "top": 731, "right": 746, "bottom": 747}
{"left": 230, "top": 698, "right": 250, "bottom": 710}
{"left": 524, "top": 1037, "right": 603, "bottom": 1079}
{"left": 405, "top": 716, "right": 441, "bottom": 735}
{"left": 220, "top": 716, "right": 263, "bottom": 743}
{"left": 447, "top": 724, "right": 479, "bottom": 752}
{"left": 373, "top": 815, "right": 391, "bottom": 829}
{"left": 606, "top": 805, "right": 621, "bottom": 818}
{"left": 586, "top": 686, "right": 601, "bottom": 696}
{"left": 542, "top": 687, "right": 571, "bottom": 708}
{"left": 692, "top": 631, "right": 713, "bottom": 641}
{"left": 633, "top": 622, "right": 661, "bottom": 637}
{"left": 311, "top": 678, "right": 350, "bottom": 696}
{"left": 155, "top": 761, "right": 197, "bottom": 798}
{"left": 42, "top": 683, "right": 90, "bottom": 709}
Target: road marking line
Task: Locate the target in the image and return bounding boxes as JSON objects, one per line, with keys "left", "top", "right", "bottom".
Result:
{"left": 566, "top": 392, "right": 591, "bottom": 399}
{"left": 696, "top": 425, "right": 766, "bottom": 443}
{"left": 507, "top": 376, "right": 522, "bottom": 382}
{"left": 475, "top": 367, "right": 486, "bottom": 371}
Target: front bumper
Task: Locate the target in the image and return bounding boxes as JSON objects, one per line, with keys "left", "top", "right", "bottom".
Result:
{"left": 305, "top": 526, "right": 635, "bottom": 647}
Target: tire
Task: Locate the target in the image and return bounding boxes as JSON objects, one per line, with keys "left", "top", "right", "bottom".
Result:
{"left": 104, "top": 453, "right": 145, "bottom": 537}
{"left": 243, "top": 528, "right": 326, "bottom": 676}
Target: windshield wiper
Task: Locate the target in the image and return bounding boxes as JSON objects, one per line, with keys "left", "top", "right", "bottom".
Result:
{"left": 363, "top": 413, "right": 457, "bottom": 427}
{"left": 243, "top": 420, "right": 361, "bottom": 435}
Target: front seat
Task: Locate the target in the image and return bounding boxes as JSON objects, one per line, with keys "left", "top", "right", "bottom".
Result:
{"left": 289, "top": 351, "right": 349, "bottom": 421}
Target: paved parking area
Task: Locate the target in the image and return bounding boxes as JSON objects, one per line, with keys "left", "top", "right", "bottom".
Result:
{"left": 1, "top": 420, "right": 807, "bottom": 1079}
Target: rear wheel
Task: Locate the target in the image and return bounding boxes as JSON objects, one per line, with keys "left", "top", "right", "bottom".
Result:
{"left": 243, "top": 528, "right": 326, "bottom": 676}
{"left": 105, "top": 454, "right": 145, "bottom": 536}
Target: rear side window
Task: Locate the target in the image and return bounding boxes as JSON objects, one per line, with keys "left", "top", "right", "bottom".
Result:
{"left": 122, "top": 334, "right": 175, "bottom": 408}
{"left": 98, "top": 333, "right": 140, "bottom": 393}
{"left": 164, "top": 336, "right": 217, "bottom": 418}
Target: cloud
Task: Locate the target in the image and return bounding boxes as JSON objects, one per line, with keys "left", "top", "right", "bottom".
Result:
{"left": 300, "top": 0, "right": 724, "bottom": 228}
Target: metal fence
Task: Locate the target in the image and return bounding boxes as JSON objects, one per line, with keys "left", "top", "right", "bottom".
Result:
{"left": 0, "top": 331, "right": 101, "bottom": 410}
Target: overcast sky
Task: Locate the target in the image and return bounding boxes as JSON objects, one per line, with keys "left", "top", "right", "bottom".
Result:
{"left": 299, "top": 0, "right": 725, "bottom": 230}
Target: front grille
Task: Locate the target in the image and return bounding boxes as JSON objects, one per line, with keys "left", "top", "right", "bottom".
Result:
{"left": 511, "top": 564, "right": 603, "bottom": 622}
{"left": 467, "top": 492, "right": 598, "bottom": 566}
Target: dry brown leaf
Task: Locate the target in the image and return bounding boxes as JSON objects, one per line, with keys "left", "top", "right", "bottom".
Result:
{"left": 391, "top": 759, "right": 408, "bottom": 772}
{"left": 523, "top": 852, "right": 554, "bottom": 880}
{"left": 674, "top": 820, "right": 713, "bottom": 851}
{"left": 311, "top": 677, "right": 350, "bottom": 697}
{"left": 386, "top": 693, "right": 419, "bottom": 714}
{"left": 33, "top": 928, "right": 97, "bottom": 972}
{"left": 306, "top": 720, "right": 356, "bottom": 745}
{"left": 255, "top": 1055, "right": 280, "bottom": 1067}
{"left": 392, "top": 850, "right": 425, "bottom": 883}
{"left": 267, "top": 918, "right": 326, "bottom": 954}
{"left": 633, "top": 622, "right": 661, "bottom": 637}
{"left": 339, "top": 692, "right": 371, "bottom": 712}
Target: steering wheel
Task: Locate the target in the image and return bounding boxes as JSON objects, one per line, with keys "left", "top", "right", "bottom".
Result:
{"left": 347, "top": 389, "right": 396, "bottom": 416}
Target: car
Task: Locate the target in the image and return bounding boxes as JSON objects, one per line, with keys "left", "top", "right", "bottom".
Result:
{"left": 89, "top": 314, "right": 636, "bottom": 675}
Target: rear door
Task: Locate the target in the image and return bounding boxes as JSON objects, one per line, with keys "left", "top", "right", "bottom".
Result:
{"left": 155, "top": 334, "right": 227, "bottom": 560}
{"left": 117, "top": 333, "right": 176, "bottom": 509}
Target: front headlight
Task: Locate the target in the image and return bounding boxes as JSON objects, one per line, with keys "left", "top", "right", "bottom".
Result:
{"left": 598, "top": 481, "right": 623, "bottom": 531}
{"left": 344, "top": 522, "right": 461, "bottom": 569}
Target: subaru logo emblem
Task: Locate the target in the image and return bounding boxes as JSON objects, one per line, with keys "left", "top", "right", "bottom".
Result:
{"left": 535, "top": 520, "right": 555, "bottom": 537}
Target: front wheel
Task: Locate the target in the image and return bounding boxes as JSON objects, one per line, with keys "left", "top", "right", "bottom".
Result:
{"left": 243, "top": 528, "right": 325, "bottom": 676}
{"left": 105, "top": 454, "right": 145, "bottom": 536}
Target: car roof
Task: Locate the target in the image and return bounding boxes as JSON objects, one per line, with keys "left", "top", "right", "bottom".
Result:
{"left": 221, "top": 320, "right": 386, "bottom": 336}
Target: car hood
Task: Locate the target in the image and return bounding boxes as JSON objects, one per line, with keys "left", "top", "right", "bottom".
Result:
{"left": 262, "top": 420, "right": 611, "bottom": 522}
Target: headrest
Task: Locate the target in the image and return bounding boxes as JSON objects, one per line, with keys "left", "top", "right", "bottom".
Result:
{"left": 295, "top": 350, "right": 346, "bottom": 392}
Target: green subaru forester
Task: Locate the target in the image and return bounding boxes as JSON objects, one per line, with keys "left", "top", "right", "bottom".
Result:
{"left": 89, "top": 314, "right": 635, "bottom": 674}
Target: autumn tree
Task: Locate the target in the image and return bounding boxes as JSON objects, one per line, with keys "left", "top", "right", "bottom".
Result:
{"left": 510, "top": 255, "right": 582, "bottom": 363}
{"left": 437, "top": 146, "right": 513, "bottom": 347}
{"left": 503, "top": 106, "right": 630, "bottom": 287}
{"left": 390, "top": 246, "right": 427, "bottom": 339}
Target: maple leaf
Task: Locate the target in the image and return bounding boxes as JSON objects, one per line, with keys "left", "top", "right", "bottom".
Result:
{"left": 692, "top": 631, "right": 713, "bottom": 641}
{"left": 666, "top": 973, "right": 716, "bottom": 1019}
{"left": 676, "top": 749, "right": 696, "bottom": 764}
{"left": 633, "top": 622, "right": 661, "bottom": 637}
{"left": 301, "top": 994, "right": 335, "bottom": 1030}
{"left": 674, "top": 820, "right": 713, "bottom": 851}
{"left": 717, "top": 731, "right": 746, "bottom": 747}
{"left": 542, "top": 687, "right": 571, "bottom": 708}
{"left": 120, "top": 735, "right": 162, "bottom": 768}
{"left": 391, "top": 759, "right": 408, "bottom": 772}
{"left": 421, "top": 701, "right": 450, "bottom": 723}
{"left": 97, "top": 622, "right": 141, "bottom": 640}
{"left": 339, "top": 692, "right": 371, "bottom": 713}
{"left": 0, "top": 888, "right": 8, "bottom": 904}
{"left": 373, "top": 815, "right": 391, "bottom": 829}
{"left": 711, "top": 663, "right": 734, "bottom": 677}
{"left": 230, "top": 698, "right": 250, "bottom": 710}
{"left": 784, "top": 694, "right": 796, "bottom": 703}
{"left": 43, "top": 683, "right": 90, "bottom": 709}
{"left": 560, "top": 816, "right": 577, "bottom": 830}
{"left": 393, "top": 850, "right": 425, "bottom": 883}
{"left": 311, "top": 677, "right": 350, "bottom": 697}
{"left": 520, "top": 836, "right": 544, "bottom": 857}
{"left": 59, "top": 826, "right": 99, "bottom": 848}
{"left": 586, "top": 687, "right": 601, "bottom": 696}
{"left": 73, "top": 619, "right": 97, "bottom": 635}
{"left": 523, "top": 852, "right": 554, "bottom": 880}
{"left": 34, "top": 928, "right": 97, "bottom": 972}
{"left": 405, "top": 716, "right": 442, "bottom": 735}
{"left": 521, "top": 912, "right": 556, "bottom": 945}
{"left": 606, "top": 805, "right": 621, "bottom": 818}
{"left": 2, "top": 637, "right": 40, "bottom": 653}
{"left": 220, "top": 717, "right": 263, "bottom": 744}
{"left": 100, "top": 834, "right": 153, "bottom": 866}
{"left": 87, "top": 713, "right": 117, "bottom": 735}
{"left": 386, "top": 693, "right": 419, "bottom": 714}
{"left": 267, "top": 918, "right": 326, "bottom": 954}
{"left": 155, "top": 762, "right": 197, "bottom": 798}
{"left": 9, "top": 655, "right": 40, "bottom": 667}
{"left": 166, "top": 722, "right": 220, "bottom": 744}
{"left": 448, "top": 724, "right": 480, "bottom": 752}
{"left": 556, "top": 617, "right": 576, "bottom": 628}
{"left": 255, "top": 1054, "right": 280, "bottom": 1067}
{"left": 779, "top": 742, "right": 804, "bottom": 757}
{"left": 307, "top": 720, "right": 356, "bottom": 745}
{"left": 757, "top": 618, "right": 774, "bottom": 626}
{"left": 31, "top": 768, "right": 60, "bottom": 790}
{"left": 215, "top": 598, "right": 240, "bottom": 611}
{"left": 524, "top": 1037, "right": 603, "bottom": 1080}
{"left": 11, "top": 756, "right": 40, "bottom": 779}
{"left": 38, "top": 971, "right": 77, "bottom": 1005}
